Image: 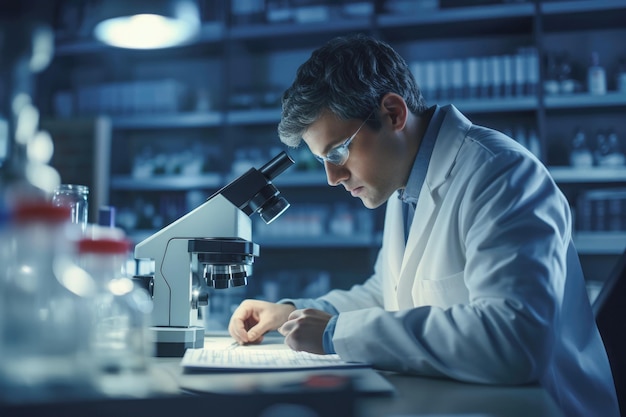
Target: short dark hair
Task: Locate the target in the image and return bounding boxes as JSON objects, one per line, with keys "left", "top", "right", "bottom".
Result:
{"left": 278, "top": 34, "right": 428, "bottom": 147}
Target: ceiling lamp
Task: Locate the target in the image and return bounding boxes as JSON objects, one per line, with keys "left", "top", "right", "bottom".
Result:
{"left": 93, "top": 0, "right": 200, "bottom": 49}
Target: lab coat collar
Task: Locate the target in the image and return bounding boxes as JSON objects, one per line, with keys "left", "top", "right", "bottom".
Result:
{"left": 423, "top": 104, "right": 472, "bottom": 193}
{"left": 397, "top": 105, "right": 473, "bottom": 306}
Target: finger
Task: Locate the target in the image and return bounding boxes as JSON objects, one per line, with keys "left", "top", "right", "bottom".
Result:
{"left": 228, "top": 308, "right": 253, "bottom": 343}
{"left": 284, "top": 332, "right": 299, "bottom": 351}
{"left": 287, "top": 309, "right": 304, "bottom": 321}
{"left": 278, "top": 318, "right": 295, "bottom": 336}
{"left": 228, "top": 319, "right": 249, "bottom": 344}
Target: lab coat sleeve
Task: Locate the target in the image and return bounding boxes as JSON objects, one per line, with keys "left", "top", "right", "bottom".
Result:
{"left": 331, "top": 151, "right": 568, "bottom": 385}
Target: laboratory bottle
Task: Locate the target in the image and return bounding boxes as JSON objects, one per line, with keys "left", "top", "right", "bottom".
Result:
{"left": 51, "top": 184, "right": 89, "bottom": 233}
{"left": 587, "top": 52, "right": 607, "bottom": 95}
{"left": 617, "top": 58, "right": 626, "bottom": 93}
{"left": 595, "top": 129, "right": 626, "bottom": 167}
{"left": 0, "top": 201, "right": 96, "bottom": 404}
{"left": 77, "top": 237, "right": 154, "bottom": 398}
{"left": 569, "top": 127, "right": 594, "bottom": 167}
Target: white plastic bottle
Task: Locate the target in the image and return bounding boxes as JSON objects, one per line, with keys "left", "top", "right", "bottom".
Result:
{"left": 77, "top": 237, "right": 154, "bottom": 398}
{"left": 587, "top": 52, "right": 607, "bottom": 95}
{"left": 0, "top": 202, "right": 96, "bottom": 403}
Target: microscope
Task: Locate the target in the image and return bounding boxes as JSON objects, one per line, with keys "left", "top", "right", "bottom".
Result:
{"left": 134, "top": 151, "right": 294, "bottom": 357}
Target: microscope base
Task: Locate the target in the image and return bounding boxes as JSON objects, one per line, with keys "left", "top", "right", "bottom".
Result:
{"left": 152, "top": 326, "right": 205, "bottom": 357}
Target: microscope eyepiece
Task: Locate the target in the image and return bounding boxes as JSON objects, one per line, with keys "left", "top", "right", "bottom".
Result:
{"left": 260, "top": 151, "right": 295, "bottom": 180}
{"left": 259, "top": 195, "right": 290, "bottom": 224}
{"left": 211, "top": 151, "right": 294, "bottom": 224}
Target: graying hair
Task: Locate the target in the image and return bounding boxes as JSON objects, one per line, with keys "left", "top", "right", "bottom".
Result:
{"left": 278, "top": 34, "right": 428, "bottom": 148}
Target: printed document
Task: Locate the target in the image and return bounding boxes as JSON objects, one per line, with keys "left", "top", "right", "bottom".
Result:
{"left": 181, "top": 343, "right": 369, "bottom": 371}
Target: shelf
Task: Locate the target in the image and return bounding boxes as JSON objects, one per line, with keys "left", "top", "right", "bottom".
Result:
{"left": 52, "top": 1, "right": 624, "bottom": 56}
{"left": 226, "top": 109, "right": 281, "bottom": 125}
{"left": 192, "top": 21, "right": 226, "bottom": 43}
{"left": 110, "top": 171, "right": 331, "bottom": 191}
{"left": 452, "top": 97, "right": 538, "bottom": 113}
{"left": 105, "top": 98, "right": 540, "bottom": 130}
{"left": 544, "top": 92, "right": 626, "bottom": 110}
{"left": 379, "top": 2, "right": 534, "bottom": 26}
{"left": 549, "top": 167, "right": 626, "bottom": 184}
{"left": 540, "top": 0, "right": 626, "bottom": 32}
{"left": 255, "top": 234, "right": 378, "bottom": 248}
{"left": 574, "top": 231, "right": 626, "bottom": 255}
{"left": 110, "top": 174, "right": 222, "bottom": 191}
{"left": 229, "top": 18, "right": 373, "bottom": 42}
{"left": 111, "top": 112, "right": 224, "bottom": 129}
{"left": 274, "top": 171, "right": 328, "bottom": 187}
{"left": 541, "top": 0, "right": 626, "bottom": 14}
{"left": 127, "top": 215, "right": 625, "bottom": 255}
{"left": 377, "top": 2, "right": 534, "bottom": 40}
{"left": 53, "top": 2, "right": 537, "bottom": 57}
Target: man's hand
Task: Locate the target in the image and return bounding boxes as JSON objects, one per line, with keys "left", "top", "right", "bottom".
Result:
{"left": 278, "top": 308, "right": 333, "bottom": 355}
{"left": 228, "top": 299, "right": 296, "bottom": 344}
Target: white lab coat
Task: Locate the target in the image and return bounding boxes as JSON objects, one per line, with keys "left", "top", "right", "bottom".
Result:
{"left": 319, "top": 105, "right": 619, "bottom": 417}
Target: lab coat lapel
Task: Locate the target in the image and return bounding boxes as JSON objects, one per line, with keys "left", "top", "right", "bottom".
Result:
{"left": 384, "top": 195, "right": 405, "bottom": 288}
{"left": 397, "top": 190, "right": 437, "bottom": 308}
{"left": 396, "top": 105, "right": 471, "bottom": 309}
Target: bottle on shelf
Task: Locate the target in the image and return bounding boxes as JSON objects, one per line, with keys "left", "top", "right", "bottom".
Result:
{"left": 557, "top": 51, "right": 576, "bottom": 94}
{"left": 569, "top": 127, "right": 594, "bottom": 168}
{"left": 617, "top": 57, "right": 626, "bottom": 93}
{"left": 543, "top": 51, "right": 560, "bottom": 95}
{"left": 594, "top": 129, "right": 626, "bottom": 167}
{"left": 587, "top": 52, "right": 607, "bottom": 95}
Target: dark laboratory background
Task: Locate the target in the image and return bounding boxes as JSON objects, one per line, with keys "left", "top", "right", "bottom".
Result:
{"left": 3, "top": 0, "right": 626, "bottom": 330}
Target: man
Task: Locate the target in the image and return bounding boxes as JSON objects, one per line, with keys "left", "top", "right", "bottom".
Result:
{"left": 228, "top": 34, "right": 619, "bottom": 417}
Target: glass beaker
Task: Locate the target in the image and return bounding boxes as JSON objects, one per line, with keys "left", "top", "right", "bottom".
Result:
{"left": 51, "top": 184, "right": 89, "bottom": 231}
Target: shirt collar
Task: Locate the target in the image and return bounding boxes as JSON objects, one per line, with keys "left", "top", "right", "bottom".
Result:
{"left": 399, "top": 105, "right": 444, "bottom": 204}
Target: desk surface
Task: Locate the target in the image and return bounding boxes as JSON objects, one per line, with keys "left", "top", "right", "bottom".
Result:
{"left": 0, "top": 336, "right": 564, "bottom": 417}
{"left": 359, "top": 372, "right": 563, "bottom": 417}
{"left": 151, "top": 336, "right": 564, "bottom": 417}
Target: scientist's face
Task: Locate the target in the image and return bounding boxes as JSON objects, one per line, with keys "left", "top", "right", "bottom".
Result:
{"left": 303, "top": 108, "right": 410, "bottom": 209}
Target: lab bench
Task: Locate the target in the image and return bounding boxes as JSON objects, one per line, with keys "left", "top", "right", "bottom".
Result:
{"left": 0, "top": 335, "right": 564, "bottom": 417}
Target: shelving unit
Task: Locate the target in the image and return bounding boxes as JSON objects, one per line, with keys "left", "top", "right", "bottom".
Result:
{"left": 38, "top": 0, "right": 626, "bottom": 307}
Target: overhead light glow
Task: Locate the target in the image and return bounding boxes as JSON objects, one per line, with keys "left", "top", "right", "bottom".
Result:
{"left": 94, "top": 13, "right": 199, "bottom": 49}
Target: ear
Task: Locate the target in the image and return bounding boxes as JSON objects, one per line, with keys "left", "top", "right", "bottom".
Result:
{"left": 380, "top": 93, "right": 408, "bottom": 132}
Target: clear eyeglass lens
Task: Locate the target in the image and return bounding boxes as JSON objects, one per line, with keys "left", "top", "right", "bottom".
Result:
{"left": 316, "top": 145, "right": 349, "bottom": 165}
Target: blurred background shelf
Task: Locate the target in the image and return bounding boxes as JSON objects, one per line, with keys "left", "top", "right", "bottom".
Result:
{"left": 544, "top": 92, "right": 626, "bottom": 110}
{"left": 549, "top": 167, "right": 626, "bottom": 183}
{"left": 33, "top": 0, "right": 626, "bottom": 300}
{"left": 574, "top": 232, "right": 626, "bottom": 255}
{"left": 112, "top": 112, "right": 224, "bottom": 129}
{"left": 110, "top": 174, "right": 223, "bottom": 191}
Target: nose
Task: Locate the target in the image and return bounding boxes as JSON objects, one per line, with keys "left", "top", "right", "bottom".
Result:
{"left": 324, "top": 161, "right": 349, "bottom": 186}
